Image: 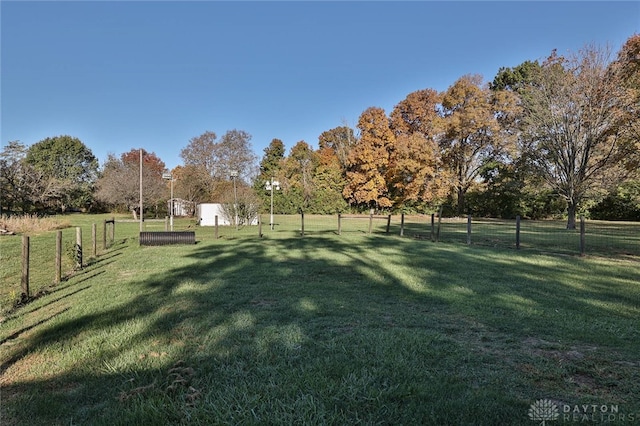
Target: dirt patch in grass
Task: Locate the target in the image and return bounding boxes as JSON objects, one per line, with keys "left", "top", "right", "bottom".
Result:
{"left": 250, "top": 298, "right": 278, "bottom": 308}
{"left": 117, "top": 360, "right": 201, "bottom": 407}
{"left": 521, "top": 336, "right": 640, "bottom": 402}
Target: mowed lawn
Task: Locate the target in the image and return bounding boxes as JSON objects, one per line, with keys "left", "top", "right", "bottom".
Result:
{"left": 1, "top": 218, "right": 639, "bottom": 425}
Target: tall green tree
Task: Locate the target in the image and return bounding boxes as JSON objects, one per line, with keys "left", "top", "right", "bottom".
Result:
{"left": 282, "top": 141, "right": 318, "bottom": 211}
{"left": 490, "top": 60, "right": 541, "bottom": 93}
{"left": 483, "top": 60, "right": 555, "bottom": 219}
{"left": 254, "top": 138, "right": 286, "bottom": 214}
{"left": 24, "top": 135, "right": 98, "bottom": 212}
{"left": 310, "top": 140, "right": 349, "bottom": 214}
{"left": 258, "top": 138, "right": 286, "bottom": 177}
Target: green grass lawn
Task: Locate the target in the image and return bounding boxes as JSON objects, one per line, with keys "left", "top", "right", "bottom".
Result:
{"left": 1, "top": 215, "right": 639, "bottom": 425}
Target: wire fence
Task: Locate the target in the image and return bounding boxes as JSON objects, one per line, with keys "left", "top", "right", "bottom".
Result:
{"left": 201, "top": 213, "right": 640, "bottom": 258}
{"left": 2, "top": 213, "right": 638, "bottom": 313}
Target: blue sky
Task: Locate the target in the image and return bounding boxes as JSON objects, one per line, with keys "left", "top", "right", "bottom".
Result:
{"left": 2, "top": 1, "right": 638, "bottom": 171}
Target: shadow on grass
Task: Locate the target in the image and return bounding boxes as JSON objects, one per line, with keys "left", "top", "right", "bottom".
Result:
{"left": 1, "top": 234, "right": 639, "bottom": 425}
{"left": 0, "top": 307, "right": 72, "bottom": 348}
{"left": 10, "top": 284, "right": 93, "bottom": 320}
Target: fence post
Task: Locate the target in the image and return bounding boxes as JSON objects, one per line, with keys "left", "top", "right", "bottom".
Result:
{"left": 436, "top": 206, "right": 443, "bottom": 242}
{"left": 399, "top": 214, "right": 404, "bottom": 236}
{"left": 580, "top": 216, "right": 586, "bottom": 256}
{"left": 103, "top": 219, "right": 107, "bottom": 250}
{"left": 467, "top": 215, "right": 472, "bottom": 245}
{"left": 338, "top": 213, "right": 342, "bottom": 235}
{"left": 516, "top": 215, "right": 521, "bottom": 250}
{"left": 75, "top": 227, "right": 83, "bottom": 270}
{"left": 92, "top": 223, "right": 97, "bottom": 257}
{"left": 369, "top": 210, "right": 373, "bottom": 234}
{"left": 110, "top": 217, "right": 115, "bottom": 243}
{"left": 22, "top": 235, "right": 30, "bottom": 299}
{"left": 258, "top": 214, "right": 263, "bottom": 237}
{"left": 56, "top": 230, "right": 62, "bottom": 284}
{"left": 431, "top": 213, "right": 435, "bottom": 241}
{"left": 300, "top": 211, "right": 305, "bottom": 237}
{"left": 215, "top": 215, "right": 219, "bottom": 240}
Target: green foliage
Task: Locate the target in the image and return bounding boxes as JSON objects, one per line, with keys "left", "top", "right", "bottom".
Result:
{"left": 490, "top": 60, "right": 541, "bottom": 93}
{"left": 282, "top": 141, "right": 318, "bottom": 211}
{"left": 24, "top": 135, "right": 98, "bottom": 213}
{"left": 308, "top": 165, "right": 349, "bottom": 214}
{"left": 276, "top": 185, "right": 304, "bottom": 214}
{"left": 25, "top": 135, "right": 98, "bottom": 183}
{"left": 465, "top": 161, "right": 566, "bottom": 219}
{"left": 590, "top": 181, "right": 640, "bottom": 220}
{"left": 254, "top": 139, "right": 286, "bottom": 213}
{"left": 259, "top": 138, "right": 286, "bottom": 176}
{"left": 64, "top": 240, "right": 82, "bottom": 270}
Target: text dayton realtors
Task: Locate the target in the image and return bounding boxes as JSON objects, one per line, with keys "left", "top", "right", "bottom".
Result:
{"left": 561, "top": 404, "right": 635, "bottom": 423}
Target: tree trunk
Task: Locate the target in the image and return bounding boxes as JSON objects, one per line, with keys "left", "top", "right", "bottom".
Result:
{"left": 457, "top": 188, "right": 466, "bottom": 216}
{"left": 132, "top": 208, "right": 138, "bottom": 220}
{"left": 566, "top": 201, "right": 577, "bottom": 230}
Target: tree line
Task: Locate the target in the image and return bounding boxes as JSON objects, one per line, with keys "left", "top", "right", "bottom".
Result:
{"left": 2, "top": 35, "right": 638, "bottom": 229}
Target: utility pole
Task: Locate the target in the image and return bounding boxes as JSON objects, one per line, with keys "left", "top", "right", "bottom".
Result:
{"left": 163, "top": 172, "right": 174, "bottom": 231}
{"left": 139, "top": 149, "right": 143, "bottom": 232}
{"left": 230, "top": 170, "right": 239, "bottom": 230}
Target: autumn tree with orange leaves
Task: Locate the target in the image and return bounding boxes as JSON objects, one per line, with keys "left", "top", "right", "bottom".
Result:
{"left": 318, "top": 125, "right": 357, "bottom": 171}
{"left": 438, "top": 75, "right": 519, "bottom": 215}
{"left": 389, "top": 89, "right": 449, "bottom": 208}
{"left": 613, "top": 34, "right": 640, "bottom": 173}
{"left": 343, "top": 107, "right": 395, "bottom": 210}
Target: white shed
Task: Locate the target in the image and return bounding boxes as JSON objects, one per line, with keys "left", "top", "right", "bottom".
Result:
{"left": 196, "top": 203, "right": 231, "bottom": 226}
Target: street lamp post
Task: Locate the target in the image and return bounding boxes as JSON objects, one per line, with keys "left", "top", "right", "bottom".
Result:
{"left": 162, "top": 173, "right": 174, "bottom": 231}
{"left": 230, "top": 170, "right": 239, "bottom": 230}
{"left": 265, "top": 178, "right": 280, "bottom": 230}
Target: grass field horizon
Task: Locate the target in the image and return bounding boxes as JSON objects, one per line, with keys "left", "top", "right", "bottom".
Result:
{"left": 1, "top": 215, "right": 639, "bottom": 424}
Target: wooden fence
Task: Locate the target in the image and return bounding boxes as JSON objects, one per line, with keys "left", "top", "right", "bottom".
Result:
{"left": 18, "top": 219, "right": 115, "bottom": 301}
